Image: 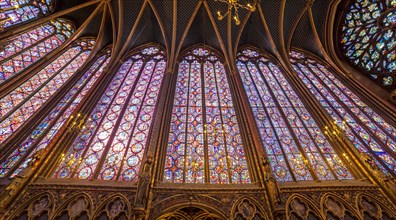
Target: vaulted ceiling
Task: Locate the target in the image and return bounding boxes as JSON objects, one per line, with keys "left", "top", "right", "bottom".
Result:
{"left": 42, "top": 0, "right": 342, "bottom": 73}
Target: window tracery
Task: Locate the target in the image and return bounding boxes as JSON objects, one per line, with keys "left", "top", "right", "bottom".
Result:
{"left": 164, "top": 47, "right": 251, "bottom": 184}
{"left": 0, "top": 0, "right": 53, "bottom": 29}
{"left": 54, "top": 45, "right": 166, "bottom": 181}
{"left": 0, "top": 18, "right": 74, "bottom": 83}
{"left": 340, "top": 0, "right": 395, "bottom": 89}
{"left": 0, "top": 38, "right": 95, "bottom": 147}
{"left": 290, "top": 49, "right": 396, "bottom": 176}
{"left": 0, "top": 46, "right": 111, "bottom": 178}
{"left": 237, "top": 48, "right": 352, "bottom": 182}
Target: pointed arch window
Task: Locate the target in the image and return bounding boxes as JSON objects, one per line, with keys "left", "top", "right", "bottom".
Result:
{"left": 0, "top": 38, "right": 95, "bottom": 145}
{"left": 0, "top": 0, "right": 53, "bottom": 29}
{"left": 290, "top": 50, "right": 396, "bottom": 176}
{"left": 236, "top": 48, "right": 353, "bottom": 182}
{"left": 0, "top": 18, "right": 74, "bottom": 83}
{"left": 339, "top": 0, "right": 395, "bottom": 90}
{"left": 164, "top": 47, "right": 251, "bottom": 184}
{"left": 0, "top": 46, "right": 111, "bottom": 178}
{"left": 54, "top": 45, "right": 166, "bottom": 181}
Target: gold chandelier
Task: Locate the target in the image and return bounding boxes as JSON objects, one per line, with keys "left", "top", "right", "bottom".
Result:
{"left": 215, "top": 0, "right": 257, "bottom": 25}
{"left": 0, "top": 4, "right": 19, "bottom": 31}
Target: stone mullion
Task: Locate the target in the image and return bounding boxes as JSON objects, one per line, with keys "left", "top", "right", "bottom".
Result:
{"left": 301, "top": 62, "right": 396, "bottom": 173}
{"left": 227, "top": 70, "right": 261, "bottom": 184}
{"left": 115, "top": 59, "right": 160, "bottom": 181}
{"left": 179, "top": 61, "right": 192, "bottom": 183}
{"left": 288, "top": 62, "right": 396, "bottom": 203}
{"left": 200, "top": 61, "right": 210, "bottom": 184}
{"left": 245, "top": 62, "right": 298, "bottom": 182}
{"left": 266, "top": 61, "right": 339, "bottom": 180}
{"left": 211, "top": 62, "right": 232, "bottom": 184}
{"left": 1, "top": 54, "right": 108, "bottom": 178}
{"left": 0, "top": 30, "right": 55, "bottom": 66}
{"left": 67, "top": 59, "right": 134, "bottom": 179}
{"left": 0, "top": 51, "right": 83, "bottom": 155}
{"left": 92, "top": 59, "right": 148, "bottom": 180}
{"left": 41, "top": 53, "right": 121, "bottom": 178}
{"left": 329, "top": 66, "right": 396, "bottom": 143}
{"left": 0, "top": 31, "right": 77, "bottom": 96}
{"left": 153, "top": 65, "right": 179, "bottom": 182}
{"left": 287, "top": 63, "right": 375, "bottom": 179}
{"left": 319, "top": 50, "right": 396, "bottom": 127}
{"left": 0, "top": 51, "right": 98, "bottom": 210}
{"left": 227, "top": 58, "right": 275, "bottom": 214}
{"left": 227, "top": 58, "right": 268, "bottom": 185}
{"left": 308, "top": 61, "right": 396, "bottom": 153}
{"left": 134, "top": 58, "right": 171, "bottom": 184}
{"left": 292, "top": 62, "right": 391, "bottom": 179}
{"left": 0, "top": 1, "right": 100, "bottom": 38}
{"left": 0, "top": 48, "right": 84, "bottom": 122}
{"left": 143, "top": 67, "right": 172, "bottom": 182}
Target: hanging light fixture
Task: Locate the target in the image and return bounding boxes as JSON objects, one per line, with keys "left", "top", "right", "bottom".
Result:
{"left": 67, "top": 113, "right": 93, "bottom": 133}
{"left": 324, "top": 120, "right": 347, "bottom": 141}
{"left": 0, "top": 4, "right": 19, "bottom": 31}
{"left": 214, "top": 0, "right": 257, "bottom": 25}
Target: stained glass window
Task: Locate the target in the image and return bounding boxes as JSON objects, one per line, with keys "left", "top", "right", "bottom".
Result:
{"left": 164, "top": 47, "right": 251, "bottom": 184}
{"left": 0, "top": 0, "right": 53, "bottom": 29}
{"left": 54, "top": 45, "right": 166, "bottom": 182}
{"left": 0, "top": 38, "right": 95, "bottom": 146}
{"left": 291, "top": 49, "right": 396, "bottom": 176}
{"left": 0, "top": 47, "right": 111, "bottom": 178}
{"left": 340, "top": 0, "right": 395, "bottom": 90}
{"left": 237, "top": 48, "right": 352, "bottom": 182}
{"left": 0, "top": 18, "right": 74, "bottom": 83}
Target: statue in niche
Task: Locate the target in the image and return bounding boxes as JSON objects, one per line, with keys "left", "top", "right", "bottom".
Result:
{"left": 0, "top": 149, "right": 45, "bottom": 208}
{"left": 361, "top": 152, "right": 396, "bottom": 193}
{"left": 135, "top": 156, "right": 153, "bottom": 207}
{"left": 262, "top": 158, "right": 281, "bottom": 204}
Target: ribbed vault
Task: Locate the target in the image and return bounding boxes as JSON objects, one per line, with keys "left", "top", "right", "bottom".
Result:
{"left": 4, "top": 0, "right": 346, "bottom": 75}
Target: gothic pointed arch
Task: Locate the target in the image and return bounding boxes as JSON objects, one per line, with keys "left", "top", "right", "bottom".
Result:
{"left": 0, "top": 0, "right": 54, "bottom": 30}
{"left": 230, "top": 197, "right": 269, "bottom": 220}
{"left": 163, "top": 45, "right": 251, "bottom": 184}
{"left": 236, "top": 46, "right": 353, "bottom": 182}
{"left": 0, "top": 44, "right": 111, "bottom": 179}
{"left": 54, "top": 43, "right": 167, "bottom": 181}
{"left": 0, "top": 18, "right": 75, "bottom": 83}
{"left": 51, "top": 192, "right": 94, "bottom": 220}
{"left": 155, "top": 204, "right": 226, "bottom": 220}
{"left": 320, "top": 193, "right": 360, "bottom": 220}
{"left": 290, "top": 49, "right": 396, "bottom": 176}
{"left": 357, "top": 193, "right": 396, "bottom": 219}
{"left": 286, "top": 195, "right": 324, "bottom": 220}
{"left": 0, "top": 38, "right": 95, "bottom": 144}
{"left": 92, "top": 194, "right": 130, "bottom": 220}
{"left": 6, "top": 191, "right": 55, "bottom": 220}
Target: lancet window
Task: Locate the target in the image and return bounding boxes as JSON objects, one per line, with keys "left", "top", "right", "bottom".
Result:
{"left": 236, "top": 48, "right": 352, "bottom": 182}
{"left": 290, "top": 50, "right": 396, "bottom": 176}
{"left": 164, "top": 47, "right": 251, "bottom": 184}
{"left": 0, "top": 38, "right": 95, "bottom": 146}
{"left": 0, "top": 18, "right": 74, "bottom": 83}
{"left": 0, "top": 0, "right": 53, "bottom": 29}
{"left": 54, "top": 45, "right": 166, "bottom": 181}
{"left": 340, "top": 0, "right": 395, "bottom": 89}
{"left": 0, "top": 46, "right": 111, "bottom": 178}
